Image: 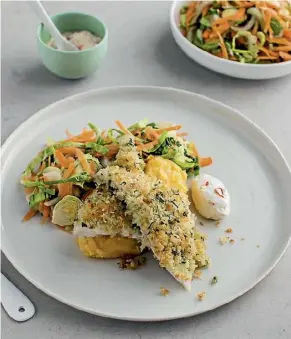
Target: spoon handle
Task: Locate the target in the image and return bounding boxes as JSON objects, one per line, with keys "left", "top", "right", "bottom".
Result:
{"left": 1, "top": 273, "right": 35, "bottom": 322}
{"left": 27, "top": 0, "right": 67, "bottom": 50}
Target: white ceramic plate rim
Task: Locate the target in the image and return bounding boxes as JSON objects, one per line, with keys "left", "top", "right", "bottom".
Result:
{"left": 1, "top": 86, "right": 291, "bottom": 321}
{"left": 170, "top": 1, "right": 291, "bottom": 69}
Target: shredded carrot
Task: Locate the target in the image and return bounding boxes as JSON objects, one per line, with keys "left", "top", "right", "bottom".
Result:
{"left": 65, "top": 130, "right": 74, "bottom": 138}
{"left": 239, "top": 1, "right": 254, "bottom": 8}
{"left": 258, "top": 46, "right": 278, "bottom": 57}
{"left": 107, "top": 144, "right": 119, "bottom": 151}
{"left": 144, "top": 127, "right": 159, "bottom": 141}
{"left": 58, "top": 184, "right": 70, "bottom": 198}
{"left": 24, "top": 187, "right": 34, "bottom": 195}
{"left": 266, "top": 1, "right": 280, "bottom": 10}
{"left": 115, "top": 121, "right": 133, "bottom": 135}
{"left": 186, "top": 2, "right": 196, "bottom": 25}
{"left": 55, "top": 150, "right": 74, "bottom": 168}
{"left": 257, "top": 56, "right": 279, "bottom": 60}
{"left": 268, "top": 37, "right": 291, "bottom": 45}
{"left": 90, "top": 161, "right": 97, "bottom": 173}
{"left": 214, "top": 29, "right": 228, "bottom": 59}
{"left": 209, "top": 23, "right": 230, "bottom": 38}
{"left": 38, "top": 162, "right": 46, "bottom": 173}
{"left": 202, "top": 4, "right": 210, "bottom": 17}
{"left": 67, "top": 130, "right": 96, "bottom": 143}
{"left": 273, "top": 45, "right": 291, "bottom": 52}
{"left": 279, "top": 51, "right": 291, "bottom": 61}
{"left": 203, "top": 30, "right": 211, "bottom": 39}
{"left": 75, "top": 148, "right": 91, "bottom": 173}
{"left": 155, "top": 125, "right": 182, "bottom": 133}
{"left": 213, "top": 8, "right": 245, "bottom": 26}
{"left": 283, "top": 29, "right": 291, "bottom": 40}
{"left": 200, "top": 157, "right": 213, "bottom": 167}
{"left": 105, "top": 144, "right": 119, "bottom": 158}
{"left": 23, "top": 209, "right": 37, "bottom": 222}
{"left": 64, "top": 162, "right": 75, "bottom": 179}
{"left": 263, "top": 10, "right": 272, "bottom": 34}
{"left": 57, "top": 147, "right": 78, "bottom": 154}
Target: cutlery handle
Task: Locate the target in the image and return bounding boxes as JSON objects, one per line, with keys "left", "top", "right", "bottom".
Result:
{"left": 1, "top": 273, "right": 35, "bottom": 322}
{"left": 27, "top": 0, "right": 64, "bottom": 49}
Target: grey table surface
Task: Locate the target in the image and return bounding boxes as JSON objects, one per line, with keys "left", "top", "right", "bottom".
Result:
{"left": 1, "top": 1, "right": 291, "bottom": 338}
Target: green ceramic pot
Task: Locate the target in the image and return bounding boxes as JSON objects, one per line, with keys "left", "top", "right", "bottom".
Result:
{"left": 37, "top": 12, "right": 108, "bottom": 79}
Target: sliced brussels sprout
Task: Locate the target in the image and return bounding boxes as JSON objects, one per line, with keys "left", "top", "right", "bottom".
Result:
{"left": 52, "top": 195, "right": 81, "bottom": 226}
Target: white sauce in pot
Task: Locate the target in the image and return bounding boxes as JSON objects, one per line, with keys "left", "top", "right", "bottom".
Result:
{"left": 48, "top": 30, "right": 102, "bottom": 50}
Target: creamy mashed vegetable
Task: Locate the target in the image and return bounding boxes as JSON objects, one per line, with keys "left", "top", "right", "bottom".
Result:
{"left": 48, "top": 30, "right": 102, "bottom": 50}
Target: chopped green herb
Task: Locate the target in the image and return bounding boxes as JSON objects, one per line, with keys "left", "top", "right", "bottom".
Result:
{"left": 211, "top": 276, "right": 218, "bottom": 284}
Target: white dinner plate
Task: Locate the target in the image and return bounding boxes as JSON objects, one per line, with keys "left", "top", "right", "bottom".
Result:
{"left": 1, "top": 87, "right": 291, "bottom": 321}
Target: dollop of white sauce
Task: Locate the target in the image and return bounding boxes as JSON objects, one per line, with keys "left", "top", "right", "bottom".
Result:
{"left": 191, "top": 173, "right": 230, "bottom": 220}
{"left": 48, "top": 31, "right": 102, "bottom": 50}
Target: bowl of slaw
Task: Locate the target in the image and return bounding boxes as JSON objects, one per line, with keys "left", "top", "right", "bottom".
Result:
{"left": 170, "top": 1, "right": 291, "bottom": 79}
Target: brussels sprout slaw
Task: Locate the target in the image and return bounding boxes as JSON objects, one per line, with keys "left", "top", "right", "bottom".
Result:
{"left": 179, "top": 1, "right": 291, "bottom": 63}
{"left": 21, "top": 120, "right": 212, "bottom": 225}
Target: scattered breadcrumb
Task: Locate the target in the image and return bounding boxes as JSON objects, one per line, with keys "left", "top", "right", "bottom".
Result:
{"left": 199, "top": 221, "right": 204, "bottom": 226}
{"left": 193, "top": 270, "right": 202, "bottom": 279}
{"left": 211, "top": 276, "right": 218, "bottom": 284}
{"left": 118, "top": 255, "right": 147, "bottom": 270}
{"left": 230, "top": 239, "right": 235, "bottom": 244}
{"left": 219, "top": 236, "right": 230, "bottom": 245}
{"left": 225, "top": 228, "right": 233, "bottom": 233}
{"left": 215, "top": 221, "right": 220, "bottom": 227}
{"left": 197, "top": 291, "right": 206, "bottom": 301}
{"left": 160, "top": 287, "right": 170, "bottom": 296}
{"left": 241, "top": 237, "right": 245, "bottom": 241}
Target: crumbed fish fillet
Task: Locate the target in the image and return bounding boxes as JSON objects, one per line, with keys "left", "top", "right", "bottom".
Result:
{"left": 95, "top": 166, "right": 208, "bottom": 291}
{"left": 73, "top": 188, "right": 141, "bottom": 239}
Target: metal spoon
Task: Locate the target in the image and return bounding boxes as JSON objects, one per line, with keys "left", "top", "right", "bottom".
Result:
{"left": 27, "top": 0, "right": 78, "bottom": 51}
{"left": 1, "top": 273, "right": 35, "bottom": 322}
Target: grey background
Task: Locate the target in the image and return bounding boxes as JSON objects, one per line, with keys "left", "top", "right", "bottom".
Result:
{"left": 1, "top": 1, "right": 291, "bottom": 338}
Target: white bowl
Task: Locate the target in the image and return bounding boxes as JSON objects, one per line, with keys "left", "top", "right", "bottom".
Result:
{"left": 170, "top": 1, "right": 291, "bottom": 79}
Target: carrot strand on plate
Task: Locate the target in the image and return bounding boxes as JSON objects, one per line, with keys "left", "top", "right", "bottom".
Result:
{"left": 64, "top": 162, "right": 75, "bottom": 178}
{"left": 55, "top": 150, "right": 73, "bottom": 168}
{"left": 23, "top": 209, "right": 37, "bottom": 222}
{"left": 215, "top": 29, "right": 228, "bottom": 59}
{"left": 155, "top": 125, "right": 182, "bottom": 132}
{"left": 279, "top": 51, "right": 291, "bottom": 61}
{"left": 200, "top": 157, "right": 213, "bottom": 167}
{"left": 115, "top": 120, "right": 133, "bottom": 135}
{"left": 57, "top": 147, "right": 78, "bottom": 154}
{"left": 75, "top": 148, "right": 91, "bottom": 173}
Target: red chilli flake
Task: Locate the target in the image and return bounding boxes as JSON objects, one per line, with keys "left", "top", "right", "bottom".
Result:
{"left": 214, "top": 187, "right": 225, "bottom": 198}
{"left": 205, "top": 181, "right": 209, "bottom": 186}
{"left": 78, "top": 45, "right": 84, "bottom": 50}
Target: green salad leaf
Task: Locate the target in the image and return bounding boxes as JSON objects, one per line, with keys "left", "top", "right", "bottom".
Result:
{"left": 270, "top": 18, "right": 282, "bottom": 36}
{"left": 200, "top": 17, "right": 212, "bottom": 28}
{"left": 85, "top": 142, "right": 109, "bottom": 155}
{"left": 23, "top": 145, "right": 55, "bottom": 176}
{"left": 128, "top": 119, "right": 149, "bottom": 131}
